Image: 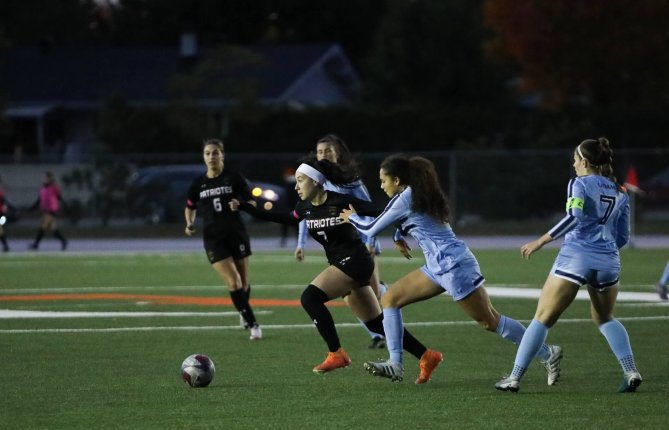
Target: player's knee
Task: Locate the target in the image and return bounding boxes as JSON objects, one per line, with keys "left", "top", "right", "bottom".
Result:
{"left": 222, "top": 276, "right": 243, "bottom": 291}
{"left": 300, "top": 284, "right": 329, "bottom": 309}
{"left": 380, "top": 293, "right": 399, "bottom": 308}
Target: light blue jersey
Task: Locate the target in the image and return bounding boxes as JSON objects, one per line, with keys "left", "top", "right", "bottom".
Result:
{"left": 348, "top": 187, "right": 484, "bottom": 299}
{"left": 297, "top": 179, "right": 380, "bottom": 252}
{"left": 548, "top": 175, "right": 630, "bottom": 287}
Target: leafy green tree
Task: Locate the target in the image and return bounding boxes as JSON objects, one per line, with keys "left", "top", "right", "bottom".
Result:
{"left": 483, "top": 0, "right": 669, "bottom": 108}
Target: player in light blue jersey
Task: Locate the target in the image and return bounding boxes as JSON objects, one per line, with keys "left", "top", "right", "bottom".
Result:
{"left": 296, "top": 134, "right": 387, "bottom": 349}
{"left": 496, "top": 137, "right": 642, "bottom": 393}
{"left": 341, "top": 154, "right": 560, "bottom": 385}
{"left": 656, "top": 261, "right": 669, "bottom": 300}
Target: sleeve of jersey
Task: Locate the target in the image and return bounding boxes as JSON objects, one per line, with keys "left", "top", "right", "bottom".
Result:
{"left": 350, "top": 182, "right": 372, "bottom": 202}
{"left": 185, "top": 181, "right": 198, "bottom": 209}
{"left": 297, "top": 219, "right": 308, "bottom": 248}
{"left": 615, "top": 192, "right": 630, "bottom": 248}
{"left": 547, "top": 179, "right": 583, "bottom": 239}
{"left": 236, "top": 173, "right": 253, "bottom": 201}
{"left": 348, "top": 194, "right": 405, "bottom": 238}
{"left": 343, "top": 192, "right": 378, "bottom": 246}
{"left": 240, "top": 202, "right": 301, "bottom": 225}
{"left": 346, "top": 195, "right": 383, "bottom": 218}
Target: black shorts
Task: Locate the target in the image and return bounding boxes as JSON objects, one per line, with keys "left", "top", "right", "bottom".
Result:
{"left": 203, "top": 231, "right": 252, "bottom": 263}
{"left": 331, "top": 252, "right": 374, "bottom": 287}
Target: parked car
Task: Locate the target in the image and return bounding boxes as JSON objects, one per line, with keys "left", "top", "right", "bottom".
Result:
{"left": 126, "top": 165, "right": 289, "bottom": 224}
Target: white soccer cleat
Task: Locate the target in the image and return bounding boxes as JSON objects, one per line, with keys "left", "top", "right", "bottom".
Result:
{"left": 249, "top": 324, "right": 262, "bottom": 340}
{"left": 618, "top": 371, "right": 642, "bottom": 393}
{"left": 542, "top": 345, "right": 563, "bottom": 386}
{"left": 364, "top": 359, "right": 404, "bottom": 382}
{"left": 495, "top": 376, "right": 520, "bottom": 392}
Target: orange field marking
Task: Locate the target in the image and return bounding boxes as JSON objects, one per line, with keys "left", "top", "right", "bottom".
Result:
{"left": 0, "top": 293, "right": 348, "bottom": 307}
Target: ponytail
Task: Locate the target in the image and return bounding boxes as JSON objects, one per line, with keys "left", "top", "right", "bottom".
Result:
{"left": 577, "top": 137, "right": 618, "bottom": 185}
{"left": 408, "top": 157, "right": 450, "bottom": 223}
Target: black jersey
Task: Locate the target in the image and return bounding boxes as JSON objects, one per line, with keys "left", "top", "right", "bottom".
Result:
{"left": 245, "top": 191, "right": 376, "bottom": 265}
{"left": 294, "top": 192, "right": 376, "bottom": 264}
{"left": 186, "top": 169, "right": 252, "bottom": 237}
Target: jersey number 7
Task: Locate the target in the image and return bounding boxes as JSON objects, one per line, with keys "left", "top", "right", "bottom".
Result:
{"left": 599, "top": 195, "right": 615, "bottom": 224}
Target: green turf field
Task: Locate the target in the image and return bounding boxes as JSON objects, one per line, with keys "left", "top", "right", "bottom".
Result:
{"left": 1, "top": 248, "right": 668, "bottom": 429}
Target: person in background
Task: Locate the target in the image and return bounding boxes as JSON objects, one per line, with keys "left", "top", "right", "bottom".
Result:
{"left": 185, "top": 138, "right": 262, "bottom": 340}
{"left": 295, "top": 134, "right": 387, "bottom": 349}
{"left": 0, "top": 175, "right": 10, "bottom": 252}
{"left": 28, "top": 171, "right": 68, "bottom": 251}
{"left": 234, "top": 158, "right": 437, "bottom": 377}
{"left": 341, "top": 154, "right": 561, "bottom": 385}
{"left": 656, "top": 261, "right": 669, "bottom": 300}
{"left": 495, "top": 137, "right": 642, "bottom": 393}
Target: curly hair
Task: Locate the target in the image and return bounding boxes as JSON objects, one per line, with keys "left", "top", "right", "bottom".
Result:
{"left": 380, "top": 154, "right": 450, "bottom": 223}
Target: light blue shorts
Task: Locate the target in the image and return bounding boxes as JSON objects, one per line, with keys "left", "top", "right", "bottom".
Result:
{"left": 421, "top": 255, "right": 485, "bottom": 301}
{"left": 550, "top": 249, "right": 620, "bottom": 290}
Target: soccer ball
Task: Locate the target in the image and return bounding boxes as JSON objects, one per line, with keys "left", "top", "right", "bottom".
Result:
{"left": 181, "top": 354, "right": 215, "bottom": 388}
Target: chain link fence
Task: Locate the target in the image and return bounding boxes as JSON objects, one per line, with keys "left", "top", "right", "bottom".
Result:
{"left": 1, "top": 148, "right": 667, "bottom": 227}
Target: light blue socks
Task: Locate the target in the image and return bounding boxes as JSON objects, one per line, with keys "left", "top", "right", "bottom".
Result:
{"left": 510, "top": 319, "right": 549, "bottom": 378}
{"left": 599, "top": 319, "right": 637, "bottom": 373}
{"left": 383, "top": 307, "right": 404, "bottom": 364}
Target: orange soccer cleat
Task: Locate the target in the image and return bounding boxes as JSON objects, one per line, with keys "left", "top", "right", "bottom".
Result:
{"left": 415, "top": 349, "right": 443, "bottom": 384}
{"left": 312, "top": 348, "right": 352, "bottom": 374}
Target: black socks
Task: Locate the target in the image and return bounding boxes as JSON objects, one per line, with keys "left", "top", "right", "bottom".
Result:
{"left": 301, "top": 284, "right": 340, "bottom": 352}
{"left": 229, "top": 288, "right": 257, "bottom": 328}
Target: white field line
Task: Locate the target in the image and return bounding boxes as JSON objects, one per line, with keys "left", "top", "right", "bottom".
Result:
{"left": 1, "top": 315, "right": 668, "bottom": 334}
{"left": 484, "top": 286, "right": 662, "bottom": 302}
{"left": 0, "top": 310, "right": 274, "bottom": 319}
{"left": 1, "top": 285, "right": 666, "bottom": 333}
{"left": 0, "top": 284, "right": 662, "bottom": 301}
{"left": 0, "top": 254, "right": 420, "bottom": 264}
{"left": 0, "top": 284, "right": 309, "bottom": 294}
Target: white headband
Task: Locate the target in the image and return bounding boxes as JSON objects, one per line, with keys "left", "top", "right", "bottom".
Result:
{"left": 576, "top": 144, "right": 588, "bottom": 163}
{"left": 296, "top": 163, "right": 326, "bottom": 185}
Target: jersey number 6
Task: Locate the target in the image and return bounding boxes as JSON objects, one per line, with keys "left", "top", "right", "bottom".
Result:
{"left": 213, "top": 198, "right": 223, "bottom": 212}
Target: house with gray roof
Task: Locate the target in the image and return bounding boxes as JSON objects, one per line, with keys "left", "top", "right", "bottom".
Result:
{"left": 0, "top": 40, "right": 361, "bottom": 161}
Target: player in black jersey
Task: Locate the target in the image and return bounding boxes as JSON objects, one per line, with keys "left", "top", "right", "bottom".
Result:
{"left": 184, "top": 138, "right": 262, "bottom": 340}
{"left": 297, "top": 134, "right": 387, "bottom": 350}
{"left": 231, "top": 159, "right": 432, "bottom": 377}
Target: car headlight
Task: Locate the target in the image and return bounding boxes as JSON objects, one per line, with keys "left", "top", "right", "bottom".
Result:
{"left": 262, "top": 189, "right": 279, "bottom": 201}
